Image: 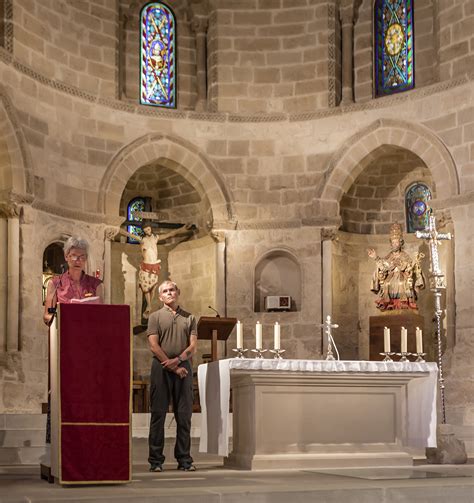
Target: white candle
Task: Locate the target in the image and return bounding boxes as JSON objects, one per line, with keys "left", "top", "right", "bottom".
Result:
{"left": 401, "top": 326, "right": 407, "bottom": 353}
{"left": 236, "top": 320, "right": 243, "bottom": 349}
{"left": 274, "top": 322, "right": 281, "bottom": 350}
{"left": 256, "top": 321, "right": 262, "bottom": 349}
{"left": 416, "top": 326, "right": 423, "bottom": 353}
{"left": 383, "top": 326, "right": 391, "bottom": 353}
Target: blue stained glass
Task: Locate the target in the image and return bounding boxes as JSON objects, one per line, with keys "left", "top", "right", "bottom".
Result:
{"left": 405, "top": 183, "right": 431, "bottom": 233}
{"left": 127, "top": 197, "right": 145, "bottom": 243}
{"left": 140, "top": 3, "right": 176, "bottom": 108}
{"left": 374, "top": 0, "right": 414, "bottom": 97}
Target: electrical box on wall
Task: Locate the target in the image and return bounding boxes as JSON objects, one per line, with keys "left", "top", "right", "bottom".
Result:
{"left": 264, "top": 296, "right": 291, "bottom": 312}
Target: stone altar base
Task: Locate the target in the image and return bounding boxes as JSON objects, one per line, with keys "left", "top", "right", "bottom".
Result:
{"left": 370, "top": 311, "right": 425, "bottom": 360}
{"left": 224, "top": 370, "right": 427, "bottom": 471}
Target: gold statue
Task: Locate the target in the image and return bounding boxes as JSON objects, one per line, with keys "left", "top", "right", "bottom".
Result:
{"left": 367, "top": 223, "right": 425, "bottom": 311}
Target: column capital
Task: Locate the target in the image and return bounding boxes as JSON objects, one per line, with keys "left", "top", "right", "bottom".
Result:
{"left": 104, "top": 226, "right": 119, "bottom": 241}
{"left": 191, "top": 15, "right": 209, "bottom": 35}
{"left": 321, "top": 227, "right": 338, "bottom": 242}
{"left": 0, "top": 202, "right": 20, "bottom": 218}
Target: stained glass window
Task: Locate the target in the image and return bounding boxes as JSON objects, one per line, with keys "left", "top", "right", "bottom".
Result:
{"left": 140, "top": 2, "right": 176, "bottom": 108}
{"left": 127, "top": 197, "right": 146, "bottom": 243}
{"left": 374, "top": 0, "right": 414, "bottom": 97}
{"left": 405, "top": 183, "right": 431, "bottom": 233}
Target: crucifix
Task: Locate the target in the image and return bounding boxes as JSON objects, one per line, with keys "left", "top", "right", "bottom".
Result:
{"left": 416, "top": 213, "right": 452, "bottom": 424}
{"left": 319, "top": 315, "right": 339, "bottom": 361}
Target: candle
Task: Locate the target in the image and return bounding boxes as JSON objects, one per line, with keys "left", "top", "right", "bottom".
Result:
{"left": 401, "top": 326, "right": 407, "bottom": 353}
{"left": 274, "top": 322, "right": 281, "bottom": 350}
{"left": 236, "top": 320, "right": 243, "bottom": 349}
{"left": 256, "top": 321, "right": 262, "bottom": 350}
{"left": 416, "top": 326, "right": 423, "bottom": 353}
{"left": 383, "top": 326, "right": 391, "bottom": 353}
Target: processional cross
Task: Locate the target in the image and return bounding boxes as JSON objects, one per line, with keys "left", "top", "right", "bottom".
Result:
{"left": 319, "top": 315, "right": 339, "bottom": 361}
{"left": 416, "top": 213, "right": 452, "bottom": 424}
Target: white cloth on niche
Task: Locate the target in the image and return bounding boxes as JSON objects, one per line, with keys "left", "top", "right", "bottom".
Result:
{"left": 198, "top": 359, "right": 438, "bottom": 457}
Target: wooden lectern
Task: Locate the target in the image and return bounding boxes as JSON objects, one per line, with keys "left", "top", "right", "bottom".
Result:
{"left": 48, "top": 304, "right": 132, "bottom": 485}
{"left": 197, "top": 316, "right": 237, "bottom": 361}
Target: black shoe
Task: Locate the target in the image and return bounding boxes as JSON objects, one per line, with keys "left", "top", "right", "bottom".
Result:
{"left": 149, "top": 463, "right": 163, "bottom": 472}
{"left": 178, "top": 462, "right": 196, "bottom": 471}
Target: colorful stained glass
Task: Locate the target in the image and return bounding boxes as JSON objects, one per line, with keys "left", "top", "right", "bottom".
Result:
{"left": 140, "top": 3, "right": 176, "bottom": 108}
{"left": 374, "top": 0, "right": 414, "bottom": 97}
{"left": 127, "top": 197, "right": 145, "bottom": 243}
{"left": 405, "top": 183, "right": 431, "bottom": 233}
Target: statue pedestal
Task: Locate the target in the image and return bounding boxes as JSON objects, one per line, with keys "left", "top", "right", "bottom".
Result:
{"left": 370, "top": 311, "right": 424, "bottom": 360}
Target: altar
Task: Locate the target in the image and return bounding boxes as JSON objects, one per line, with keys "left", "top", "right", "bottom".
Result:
{"left": 198, "top": 359, "right": 437, "bottom": 470}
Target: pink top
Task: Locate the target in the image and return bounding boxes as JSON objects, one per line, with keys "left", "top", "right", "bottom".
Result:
{"left": 52, "top": 272, "right": 102, "bottom": 304}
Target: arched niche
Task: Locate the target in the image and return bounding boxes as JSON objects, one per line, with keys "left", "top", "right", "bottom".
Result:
{"left": 254, "top": 250, "right": 301, "bottom": 313}
{"left": 42, "top": 242, "right": 65, "bottom": 304}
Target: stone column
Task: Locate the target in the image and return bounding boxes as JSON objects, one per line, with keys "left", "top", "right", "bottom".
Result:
{"left": 211, "top": 230, "right": 226, "bottom": 318}
{"left": 321, "top": 228, "right": 338, "bottom": 355}
{"left": 104, "top": 227, "right": 118, "bottom": 305}
{"left": 340, "top": 4, "right": 355, "bottom": 105}
{"left": 191, "top": 16, "right": 209, "bottom": 112}
{"left": 0, "top": 216, "right": 7, "bottom": 352}
{"left": 6, "top": 204, "right": 20, "bottom": 352}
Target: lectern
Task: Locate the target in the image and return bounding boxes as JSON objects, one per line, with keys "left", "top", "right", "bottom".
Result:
{"left": 197, "top": 316, "right": 237, "bottom": 361}
{"left": 49, "top": 304, "right": 132, "bottom": 485}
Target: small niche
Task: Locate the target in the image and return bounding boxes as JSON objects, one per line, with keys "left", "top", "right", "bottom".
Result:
{"left": 254, "top": 250, "right": 301, "bottom": 312}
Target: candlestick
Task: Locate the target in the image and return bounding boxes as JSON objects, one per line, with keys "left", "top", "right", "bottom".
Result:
{"left": 270, "top": 349, "right": 285, "bottom": 359}
{"left": 255, "top": 321, "right": 262, "bottom": 350}
{"left": 274, "top": 322, "right": 280, "bottom": 350}
{"left": 236, "top": 320, "right": 243, "bottom": 349}
{"left": 416, "top": 326, "right": 423, "bottom": 354}
{"left": 383, "top": 326, "right": 391, "bottom": 353}
{"left": 232, "top": 348, "right": 248, "bottom": 359}
{"left": 401, "top": 326, "right": 407, "bottom": 353}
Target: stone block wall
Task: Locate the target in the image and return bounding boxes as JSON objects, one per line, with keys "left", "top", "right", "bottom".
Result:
{"left": 437, "top": 0, "right": 474, "bottom": 80}
{"left": 340, "top": 147, "right": 434, "bottom": 234}
{"left": 13, "top": 0, "right": 118, "bottom": 97}
{"left": 208, "top": 0, "right": 330, "bottom": 114}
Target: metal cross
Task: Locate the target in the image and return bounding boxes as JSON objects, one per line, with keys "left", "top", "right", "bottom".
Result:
{"left": 416, "top": 213, "right": 452, "bottom": 424}
{"left": 319, "top": 315, "right": 339, "bottom": 361}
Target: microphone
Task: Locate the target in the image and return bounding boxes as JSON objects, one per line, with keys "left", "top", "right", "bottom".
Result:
{"left": 208, "top": 305, "right": 220, "bottom": 318}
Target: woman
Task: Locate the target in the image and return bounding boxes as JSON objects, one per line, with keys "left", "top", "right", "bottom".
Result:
{"left": 43, "top": 236, "right": 103, "bottom": 325}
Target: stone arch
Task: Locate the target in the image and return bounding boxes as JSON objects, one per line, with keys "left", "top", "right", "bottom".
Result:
{"left": 0, "top": 86, "right": 34, "bottom": 197}
{"left": 98, "top": 133, "right": 234, "bottom": 228}
{"left": 320, "top": 118, "right": 460, "bottom": 216}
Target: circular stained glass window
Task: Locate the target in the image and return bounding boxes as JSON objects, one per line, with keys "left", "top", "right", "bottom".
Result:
{"left": 385, "top": 23, "right": 404, "bottom": 56}
{"left": 411, "top": 200, "right": 427, "bottom": 217}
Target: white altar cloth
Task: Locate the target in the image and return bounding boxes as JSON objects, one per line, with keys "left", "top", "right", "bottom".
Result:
{"left": 198, "top": 359, "right": 438, "bottom": 457}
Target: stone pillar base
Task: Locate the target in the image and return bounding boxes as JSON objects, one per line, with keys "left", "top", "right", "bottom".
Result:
{"left": 426, "top": 424, "right": 468, "bottom": 464}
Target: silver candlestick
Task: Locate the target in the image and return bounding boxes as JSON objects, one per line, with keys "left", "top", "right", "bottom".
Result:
{"left": 396, "top": 352, "right": 412, "bottom": 362}
{"left": 379, "top": 352, "right": 395, "bottom": 362}
{"left": 251, "top": 349, "right": 267, "bottom": 359}
{"left": 414, "top": 352, "right": 426, "bottom": 363}
{"left": 269, "top": 349, "right": 285, "bottom": 359}
{"left": 232, "top": 348, "right": 248, "bottom": 359}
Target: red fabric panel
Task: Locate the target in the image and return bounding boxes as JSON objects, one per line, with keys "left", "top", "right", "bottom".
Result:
{"left": 59, "top": 304, "right": 131, "bottom": 423}
{"left": 61, "top": 424, "right": 130, "bottom": 482}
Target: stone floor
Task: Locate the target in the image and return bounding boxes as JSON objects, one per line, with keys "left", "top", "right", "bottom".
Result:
{"left": 1, "top": 462, "right": 473, "bottom": 503}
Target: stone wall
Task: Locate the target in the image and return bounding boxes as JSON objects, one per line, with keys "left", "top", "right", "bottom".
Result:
{"left": 208, "top": 0, "right": 331, "bottom": 113}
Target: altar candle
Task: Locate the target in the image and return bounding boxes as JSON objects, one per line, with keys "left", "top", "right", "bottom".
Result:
{"left": 274, "top": 322, "right": 281, "bottom": 350}
{"left": 256, "top": 321, "right": 262, "bottom": 349}
{"left": 401, "top": 326, "right": 407, "bottom": 353}
{"left": 236, "top": 320, "right": 243, "bottom": 349}
{"left": 416, "top": 326, "right": 423, "bottom": 353}
{"left": 383, "top": 327, "right": 391, "bottom": 353}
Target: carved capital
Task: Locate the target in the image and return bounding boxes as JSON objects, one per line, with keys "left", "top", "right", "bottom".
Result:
{"left": 191, "top": 16, "right": 208, "bottom": 35}
{"left": 321, "top": 227, "right": 338, "bottom": 241}
{"left": 0, "top": 201, "right": 20, "bottom": 218}
{"left": 210, "top": 229, "right": 226, "bottom": 243}
{"left": 105, "top": 226, "right": 119, "bottom": 241}
{"left": 339, "top": 1, "right": 355, "bottom": 26}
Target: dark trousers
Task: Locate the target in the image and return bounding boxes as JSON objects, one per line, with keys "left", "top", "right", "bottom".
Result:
{"left": 148, "top": 358, "right": 194, "bottom": 465}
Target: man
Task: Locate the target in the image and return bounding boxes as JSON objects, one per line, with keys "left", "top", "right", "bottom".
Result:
{"left": 120, "top": 222, "right": 194, "bottom": 318}
{"left": 147, "top": 280, "right": 198, "bottom": 472}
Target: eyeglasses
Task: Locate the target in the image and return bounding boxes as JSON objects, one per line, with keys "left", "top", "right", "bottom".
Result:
{"left": 68, "top": 254, "right": 87, "bottom": 262}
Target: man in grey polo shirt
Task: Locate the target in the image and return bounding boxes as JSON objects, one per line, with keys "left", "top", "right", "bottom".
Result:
{"left": 147, "top": 280, "right": 198, "bottom": 472}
